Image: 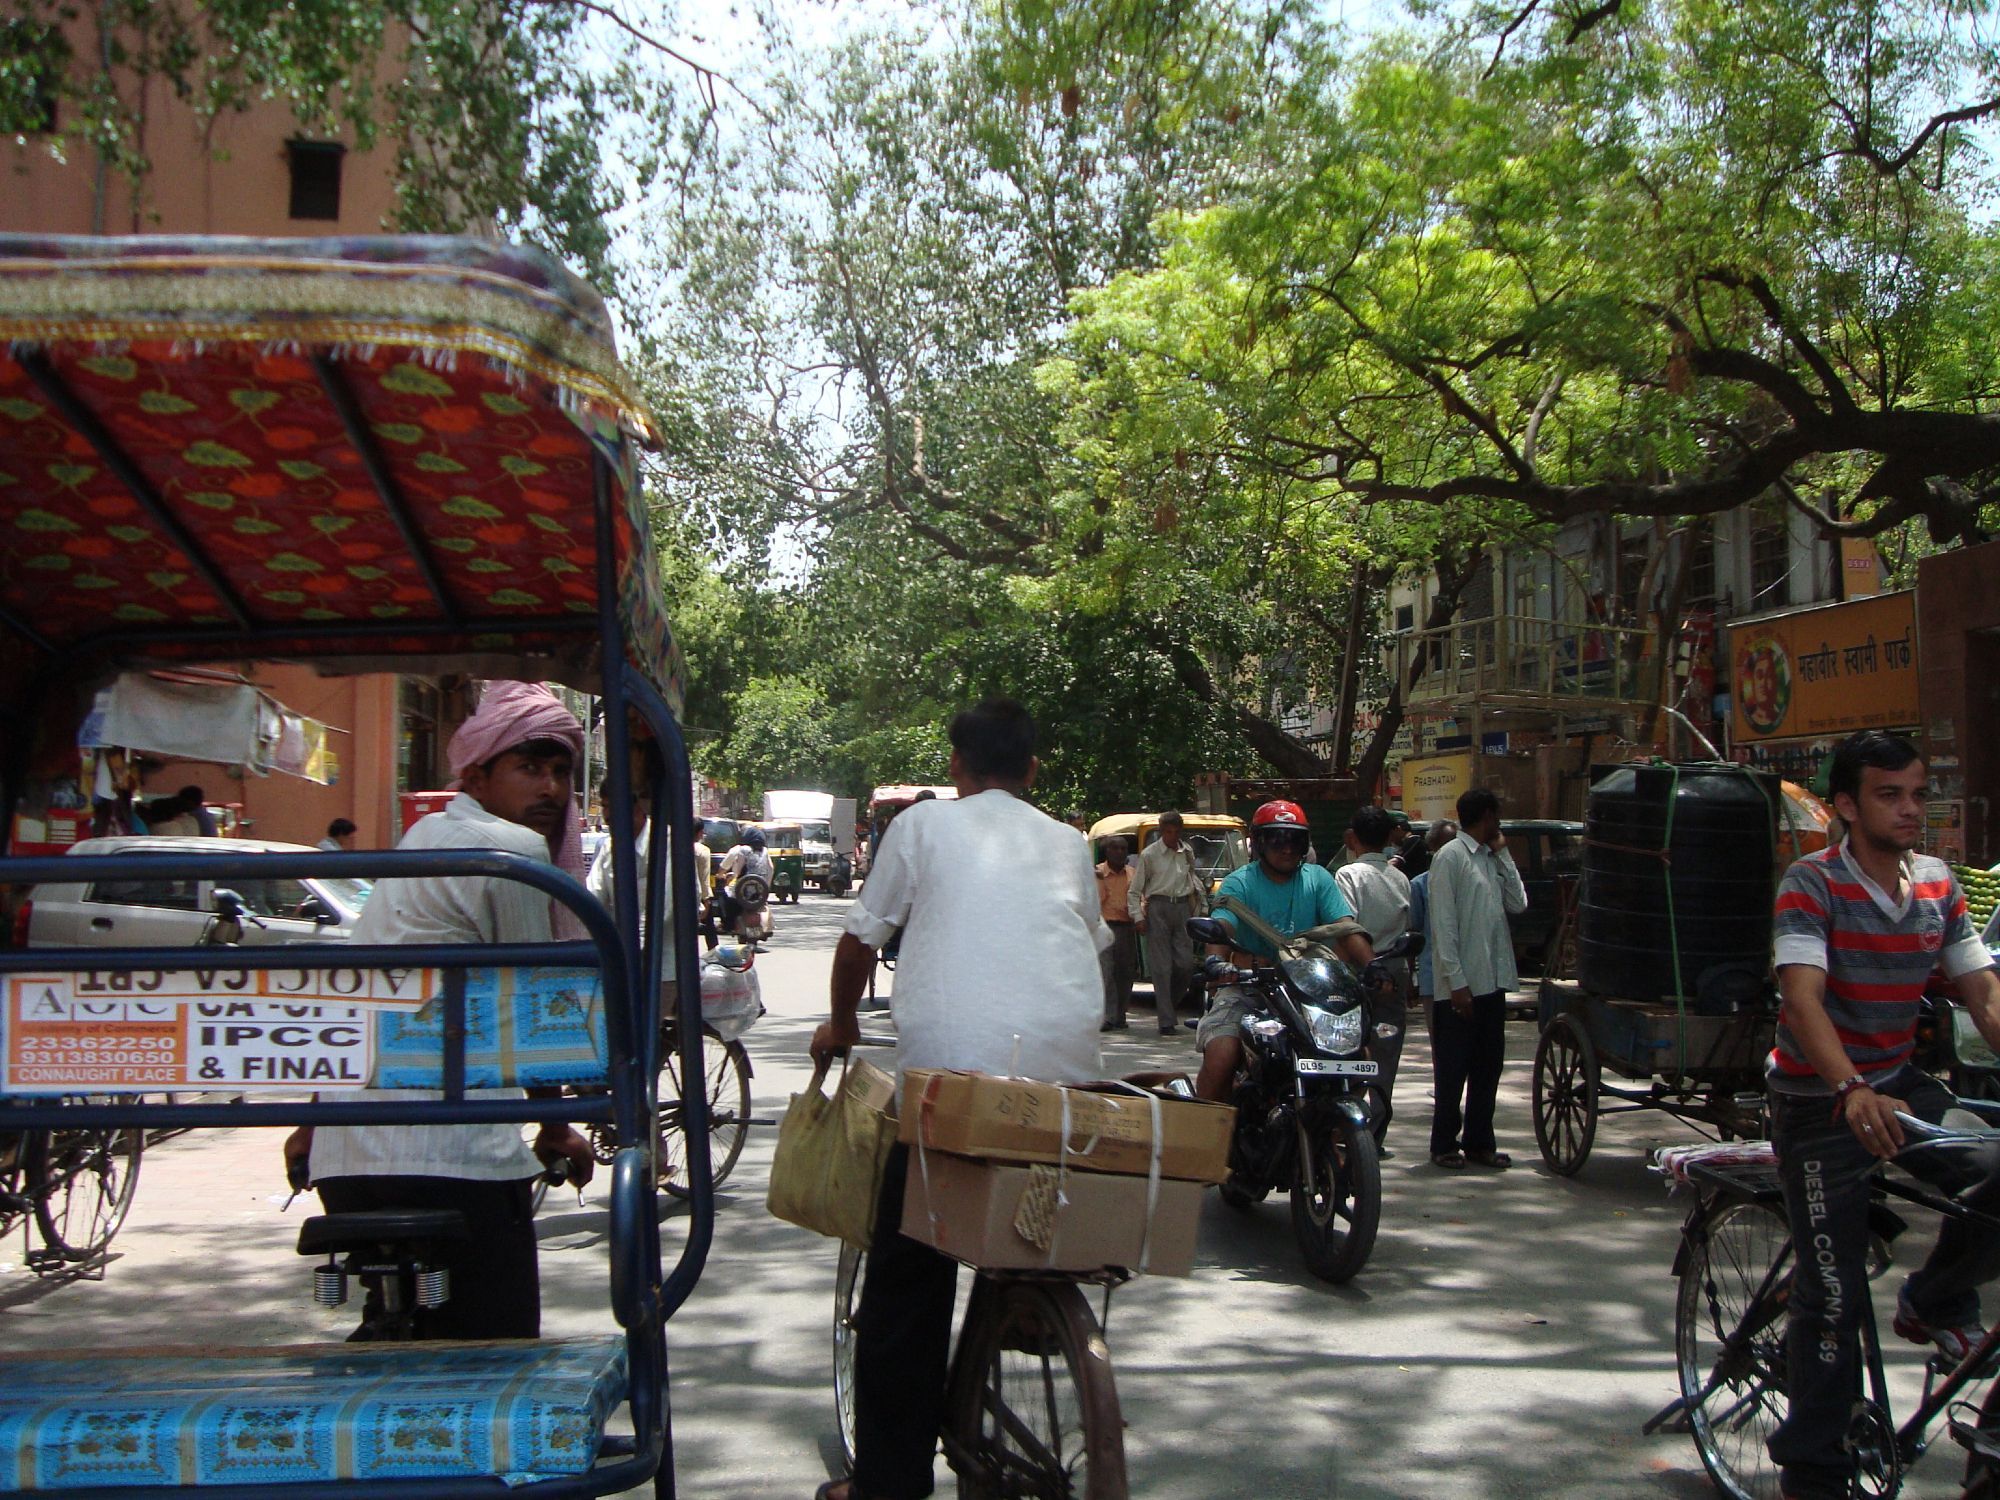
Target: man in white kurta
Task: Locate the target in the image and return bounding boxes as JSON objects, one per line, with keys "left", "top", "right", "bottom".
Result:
{"left": 810, "top": 700, "right": 1106, "bottom": 1500}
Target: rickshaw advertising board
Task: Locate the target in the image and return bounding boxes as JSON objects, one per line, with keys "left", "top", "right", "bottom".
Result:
{"left": 2, "top": 977, "right": 377, "bottom": 1093}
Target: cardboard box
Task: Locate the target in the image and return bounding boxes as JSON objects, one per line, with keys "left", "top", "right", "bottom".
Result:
{"left": 900, "top": 1070, "right": 1232, "bottom": 1184}
{"left": 900, "top": 1149, "right": 1204, "bottom": 1276}
{"left": 842, "top": 1057, "right": 898, "bottom": 1117}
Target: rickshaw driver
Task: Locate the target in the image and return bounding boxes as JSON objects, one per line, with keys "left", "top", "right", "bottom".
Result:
{"left": 283, "top": 682, "right": 597, "bottom": 1341}
{"left": 1194, "top": 800, "right": 1375, "bottom": 1106}
{"left": 808, "top": 699, "right": 1107, "bottom": 1500}
{"left": 1767, "top": 730, "right": 2000, "bottom": 1500}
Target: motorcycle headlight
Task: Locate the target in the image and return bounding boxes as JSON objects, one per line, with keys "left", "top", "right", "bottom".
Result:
{"left": 1303, "top": 1004, "right": 1363, "bottom": 1056}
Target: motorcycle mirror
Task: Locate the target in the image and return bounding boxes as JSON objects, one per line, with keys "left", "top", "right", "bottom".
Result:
{"left": 1186, "top": 917, "right": 1233, "bottom": 946}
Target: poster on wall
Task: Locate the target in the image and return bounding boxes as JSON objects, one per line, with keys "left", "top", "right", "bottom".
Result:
{"left": 1401, "top": 753, "right": 1475, "bottom": 822}
{"left": 1731, "top": 592, "right": 1918, "bottom": 745}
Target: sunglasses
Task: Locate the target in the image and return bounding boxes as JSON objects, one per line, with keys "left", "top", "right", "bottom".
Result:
{"left": 1259, "top": 829, "right": 1309, "bottom": 851}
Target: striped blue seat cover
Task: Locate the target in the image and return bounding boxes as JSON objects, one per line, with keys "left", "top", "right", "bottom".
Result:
{"left": 0, "top": 1337, "right": 626, "bottom": 1489}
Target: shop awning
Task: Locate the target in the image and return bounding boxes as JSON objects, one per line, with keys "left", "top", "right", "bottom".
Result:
{"left": 79, "top": 670, "right": 336, "bottom": 783}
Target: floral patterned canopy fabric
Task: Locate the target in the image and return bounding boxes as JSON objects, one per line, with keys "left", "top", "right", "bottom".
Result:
{"left": 0, "top": 235, "right": 682, "bottom": 716}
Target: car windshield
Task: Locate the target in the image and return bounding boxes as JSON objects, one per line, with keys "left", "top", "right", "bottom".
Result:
{"left": 1151, "top": 827, "right": 1247, "bottom": 879}
{"left": 800, "top": 820, "right": 832, "bottom": 846}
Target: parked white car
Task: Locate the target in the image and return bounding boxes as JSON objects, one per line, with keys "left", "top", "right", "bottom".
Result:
{"left": 25, "top": 836, "right": 371, "bottom": 949}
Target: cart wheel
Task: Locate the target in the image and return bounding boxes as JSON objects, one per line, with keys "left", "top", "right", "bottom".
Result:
{"left": 1532, "top": 1013, "right": 1599, "bottom": 1176}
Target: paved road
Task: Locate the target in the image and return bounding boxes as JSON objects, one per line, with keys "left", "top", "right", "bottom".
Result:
{"left": 0, "top": 893, "right": 1966, "bottom": 1497}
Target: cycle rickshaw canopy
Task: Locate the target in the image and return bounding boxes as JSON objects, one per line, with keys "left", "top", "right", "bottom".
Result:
{"left": 0, "top": 234, "right": 709, "bottom": 1500}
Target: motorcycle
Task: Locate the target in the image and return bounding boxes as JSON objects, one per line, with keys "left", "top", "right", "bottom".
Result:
{"left": 823, "top": 851, "right": 854, "bottom": 898}
{"left": 709, "top": 869, "right": 773, "bottom": 946}
{"left": 1187, "top": 916, "right": 1420, "bottom": 1284}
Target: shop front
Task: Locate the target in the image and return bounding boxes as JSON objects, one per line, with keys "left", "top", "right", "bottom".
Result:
{"left": 1919, "top": 540, "right": 2000, "bottom": 866}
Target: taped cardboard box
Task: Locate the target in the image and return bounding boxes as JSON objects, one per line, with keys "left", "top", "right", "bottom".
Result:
{"left": 900, "top": 1149, "right": 1204, "bottom": 1276}
{"left": 900, "top": 1069, "right": 1233, "bottom": 1184}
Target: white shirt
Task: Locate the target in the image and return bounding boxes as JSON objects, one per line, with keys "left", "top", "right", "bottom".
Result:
{"left": 310, "top": 793, "right": 549, "bottom": 1183}
{"left": 844, "top": 790, "right": 1106, "bottom": 1091}
{"left": 1127, "top": 837, "right": 1208, "bottom": 920}
{"left": 1427, "top": 829, "right": 1528, "bottom": 999}
{"left": 1334, "top": 851, "right": 1412, "bottom": 947}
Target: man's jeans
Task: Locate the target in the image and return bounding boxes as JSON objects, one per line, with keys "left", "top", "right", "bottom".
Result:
{"left": 1769, "top": 1073, "right": 2000, "bottom": 1489}
{"left": 1428, "top": 991, "right": 1506, "bottom": 1158}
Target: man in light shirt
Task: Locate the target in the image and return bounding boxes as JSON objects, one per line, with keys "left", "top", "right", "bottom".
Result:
{"left": 1129, "top": 810, "right": 1208, "bottom": 1035}
{"left": 1335, "top": 805, "right": 1412, "bottom": 1152}
{"left": 1426, "top": 786, "right": 1527, "bottom": 1170}
{"left": 286, "top": 681, "right": 595, "bottom": 1340}
{"left": 810, "top": 699, "right": 1106, "bottom": 1500}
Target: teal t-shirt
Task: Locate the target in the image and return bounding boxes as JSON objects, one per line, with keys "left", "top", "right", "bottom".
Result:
{"left": 1211, "top": 862, "right": 1355, "bottom": 960}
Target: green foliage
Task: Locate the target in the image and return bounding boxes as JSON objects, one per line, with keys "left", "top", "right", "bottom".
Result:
{"left": 701, "top": 673, "right": 837, "bottom": 798}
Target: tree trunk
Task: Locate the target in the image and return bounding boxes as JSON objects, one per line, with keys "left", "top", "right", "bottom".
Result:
{"left": 1329, "top": 572, "right": 1379, "bottom": 776}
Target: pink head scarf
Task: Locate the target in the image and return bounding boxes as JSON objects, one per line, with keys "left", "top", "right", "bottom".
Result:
{"left": 447, "top": 681, "right": 588, "bottom": 940}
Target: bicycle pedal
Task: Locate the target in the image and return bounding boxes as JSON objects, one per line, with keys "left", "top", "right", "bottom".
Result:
{"left": 1951, "top": 1419, "right": 2000, "bottom": 1462}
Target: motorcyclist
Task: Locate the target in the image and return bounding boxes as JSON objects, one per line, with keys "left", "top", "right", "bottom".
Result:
{"left": 1194, "top": 800, "right": 1378, "bottom": 1105}
{"left": 716, "top": 824, "right": 772, "bottom": 943}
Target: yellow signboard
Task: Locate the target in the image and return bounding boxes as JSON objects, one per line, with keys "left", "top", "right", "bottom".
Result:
{"left": 1401, "top": 752, "right": 1475, "bottom": 822}
{"left": 1731, "top": 591, "right": 1918, "bottom": 744}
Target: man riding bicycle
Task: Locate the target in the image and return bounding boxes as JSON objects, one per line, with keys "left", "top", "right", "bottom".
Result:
{"left": 1768, "top": 730, "right": 2000, "bottom": 1500}
{"left": 1194, "top": 800, "right": 1377, "bottom": 1106}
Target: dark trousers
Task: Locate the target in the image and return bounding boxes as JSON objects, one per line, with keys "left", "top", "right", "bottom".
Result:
{"left": 1428, "top": 991, "right": 1506, "bottom": 1158}
{"left": 1769, "top": 1075, "right": 2000, "bottom": 1491}
{"left": 854, "top": 1143, "right": 959, "bottom": 1498}
{"left": 1365, "top": 967, "right": 1409, "bottom": 1144}
{"left": 1144, "top": 896, "right": 1196, "bottom": 1030}
{"left": 1100, "top": 922, "right": 1139, "bottom": 1026}
{"left": 314, "top": 1174, "right": 540, "bottom": 1340}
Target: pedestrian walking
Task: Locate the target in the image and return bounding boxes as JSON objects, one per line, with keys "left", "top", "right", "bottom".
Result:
{"left": 1427, "top": 788, "right": 1525, "bottom": 1170}
{"left": 1334, "top": 805, "right": 1411, "bottom": 1152}
{"left": 1128, "top": 810, "right": 1208, "bottom": 1034}
{"left": 1096, "top": 836, "right": 1140, "bottom": 1030}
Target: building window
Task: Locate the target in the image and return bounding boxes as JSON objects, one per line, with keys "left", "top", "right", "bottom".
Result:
{"left": 1749, "top": 503, "right": 1790, "bottom": 609}
{"left": 1683, "top": 520, "right": 1716, "bottom": 605}
{"left": 287, "top": 140, "right": 346, "bottom": 221}
{"left": 1394, "top": 603, "right": 1415, "bottom": 633}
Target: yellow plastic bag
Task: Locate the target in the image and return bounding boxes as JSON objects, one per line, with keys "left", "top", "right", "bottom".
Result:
{"left": 766, "top": 1055, "right": 898, "bottom": 1249}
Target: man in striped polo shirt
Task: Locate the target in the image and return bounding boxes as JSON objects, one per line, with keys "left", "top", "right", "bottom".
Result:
{"left": 1768, "top": 731, "right": 2000, "bottom": 1500}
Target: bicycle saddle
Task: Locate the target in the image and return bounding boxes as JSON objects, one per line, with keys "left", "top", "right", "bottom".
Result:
{"left": 297, "top": 1210, "right": 471, "bottom": 1256}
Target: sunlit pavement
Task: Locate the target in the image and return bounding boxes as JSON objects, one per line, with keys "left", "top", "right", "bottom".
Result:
{"left": 1, "top": 896, "right": 1964, "bottom": 1497}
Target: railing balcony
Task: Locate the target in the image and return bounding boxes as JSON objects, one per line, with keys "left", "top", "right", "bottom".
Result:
{"left": 1393, "top": 613, "right": 1659, "bottom": 709}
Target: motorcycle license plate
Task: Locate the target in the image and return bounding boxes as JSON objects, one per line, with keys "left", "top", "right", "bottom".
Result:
{"left": 1296, "top": 1059, "right": 1377, "bottom": 1079}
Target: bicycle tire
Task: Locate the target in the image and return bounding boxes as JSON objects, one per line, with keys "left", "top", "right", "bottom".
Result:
{"left": 833, "top": 1243, "right": 865, "bottom": 1475}
{"left": 659, "top": 1026, "right": 752, "bottom": 1200}
{"left": 1289, "top": 1109, "right": 1379, "bottom": 1284}
{"left": 29, "top": 1123, "right": 143, "bottom": 1262}
{"left": 1677, "top": 1198, "right": 1791, "bottom": 1500}
{"left": 944, "top": 1277, "right": 1127, "bottom": 1500}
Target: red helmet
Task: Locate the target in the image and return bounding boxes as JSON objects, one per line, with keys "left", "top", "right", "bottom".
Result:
{"left": 1251, "top": 800, "right": 1309, "bottom": 832}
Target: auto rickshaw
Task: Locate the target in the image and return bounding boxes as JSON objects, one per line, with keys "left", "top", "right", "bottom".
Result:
{"left": 0, "top": 233, "right": 711, "bottom": 1498}
{"left": 1087, "top": 811, "right": 1250, "bottom": 894}
{"left": 750, "top": 820, "right": 805, "bottom": 903}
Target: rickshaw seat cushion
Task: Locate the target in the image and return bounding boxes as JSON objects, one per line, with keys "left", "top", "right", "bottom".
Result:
{"left": 296, "top": 1209, "right": 471, "bottom": 1256}
{"left": 0, "top": 1336, "right": 628, "bottom": 1489}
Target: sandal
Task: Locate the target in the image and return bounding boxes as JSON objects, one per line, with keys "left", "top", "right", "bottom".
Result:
{"left": 1466, "top": 1150, "right": 1513, "bottom": 1169}
{"left": 1431, "top": 1151, "right": 1466, "bottom": 1169}
{"left": 814, "top": 1483, "right": 859, "bottom": 1500}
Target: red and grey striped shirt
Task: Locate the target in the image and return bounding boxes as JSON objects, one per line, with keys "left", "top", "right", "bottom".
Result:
{"left": 1769, "top": 841, "right": 1991, "bottom": 1094}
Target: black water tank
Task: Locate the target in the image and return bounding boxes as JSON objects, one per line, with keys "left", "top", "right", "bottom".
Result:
{"left": 1577, "top": 762, "right": 1780, "bottom": 1012}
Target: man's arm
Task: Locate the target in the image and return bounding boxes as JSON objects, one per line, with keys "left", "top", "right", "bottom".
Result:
{"left": 1128, "top": 844, "right": 1151, "bottom": 927}
{"left": 811, "top": 933, "right": 875, "bottom": 1064}
{"left": 1777, "top": 963, "right": 1906, "bottom": 1157}
{"left": 1494, "top": 842, "right": 1528, "bottom": 916}
{"left": 1959, "top": 967, "right": 2000, "bottom": 1056}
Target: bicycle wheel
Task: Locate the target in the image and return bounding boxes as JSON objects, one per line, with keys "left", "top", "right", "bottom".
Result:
{"left": 1676, "top": 1199, "right": 1791, "bottom": 1500}
{"left": 833, "top": 1243, "right": 865, "bottom": 1474}
{"left": 659, "top": 1026, "right": 752, "bottom": 1199}
{"left": 29, "top": 1123, "right": 143, "bottom": 1262}
{"left": 945, "top": 1277, "right": 1127, "bottom": 1500}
